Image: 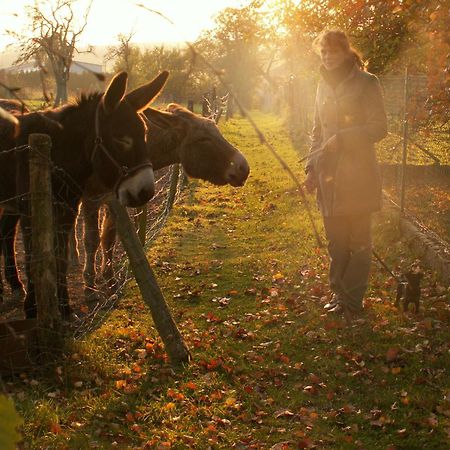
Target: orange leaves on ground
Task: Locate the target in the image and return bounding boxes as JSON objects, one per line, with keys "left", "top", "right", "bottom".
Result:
{"left": 276, "top": 353, "right": 290, "bottom": 364}
{"left": 204, "top": 312, "right": 222, "bottom": 323}
{"left": 198, "top": 357, "right": 233, "bottom": 373}
{"left": 297, "top": 438, "right": 314, "bottom": 448}
{"left": 115, "top": 379, "right": 127, "bottom": 389}
{"left": 224, "top": 396, "right": 239, "bottom": 408}
{"left": 385, "top": 347, "right": 400, "bottom": 363}
{"left": 163, "top": 402, "right": 176, "bottom": 411}
{"left": 272, "top": 272, "right": 285, "bottom": 283}
{"left": 182, "top": 381, "right": 198, "bottom": 391}
{"left": 50, "top": 422, "right": 62, "bottom": 434}
{"left": 167, "top": 388, "right": 185, "bottom": 402}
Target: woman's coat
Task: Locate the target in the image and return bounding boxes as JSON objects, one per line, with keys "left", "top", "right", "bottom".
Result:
{"left": 306, "top": 65, "right": 388, "bottom": 216}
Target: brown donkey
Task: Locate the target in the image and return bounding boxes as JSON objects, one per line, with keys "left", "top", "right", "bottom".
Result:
{"left": 81, "top": 103, "right": 250, "bottom": 299}
{"left": 0, "top": 71, "right": 169, "bottom": 318}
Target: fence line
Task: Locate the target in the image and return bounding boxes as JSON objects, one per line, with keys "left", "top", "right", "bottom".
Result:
{"left": 0, "top": 136, "right": 188, "bottom": 370}
{"left": 285, "top": 70, "right": 449, "bottom": 251}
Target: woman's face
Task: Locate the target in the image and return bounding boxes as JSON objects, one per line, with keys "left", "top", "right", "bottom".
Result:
{"left": 320, "top": 45, "right": 348, "bottom": 70}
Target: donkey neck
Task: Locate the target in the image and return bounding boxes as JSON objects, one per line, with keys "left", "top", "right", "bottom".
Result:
{"left": 48, "top": 95, "right": 100, "bottom": 177}
{"left": 147, "top": 125, "right": 184, "bottom": 170}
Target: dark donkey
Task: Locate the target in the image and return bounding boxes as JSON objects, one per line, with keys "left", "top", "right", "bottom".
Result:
{"left": 0, "top": 99, "right": 63, "bottom": 302}
{"left": 0, "top": 71, "right": 169, "bottom": 318}
{"left": 81, "top": 103, "right": 250, "bottom": 298}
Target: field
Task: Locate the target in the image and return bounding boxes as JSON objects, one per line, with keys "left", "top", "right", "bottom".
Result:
{"left": 4, "top": 113, "right": 450, "bottom": 449}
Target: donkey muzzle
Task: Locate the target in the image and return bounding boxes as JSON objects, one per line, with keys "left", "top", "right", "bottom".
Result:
{"left": 226, "top": 152, "right": 250, "bottom": 187}
{"left": 116, "top": 165, "right": 155, "bottom": 207}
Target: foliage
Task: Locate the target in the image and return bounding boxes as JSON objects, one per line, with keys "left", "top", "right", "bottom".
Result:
{"left": 192, "top": 2, "right": 272, "bottom": 107}
{"left": 0, "top": 396, "right": 23, "bottom": 449}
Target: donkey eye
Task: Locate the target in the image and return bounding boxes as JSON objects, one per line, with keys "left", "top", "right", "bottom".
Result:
{"left": 114, "top": 135, "right": 133, "bottom": 150}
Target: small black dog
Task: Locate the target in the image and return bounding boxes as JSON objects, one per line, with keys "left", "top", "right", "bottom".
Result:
{"left": 395, "top": 270, "right": 423, "bottom": 313}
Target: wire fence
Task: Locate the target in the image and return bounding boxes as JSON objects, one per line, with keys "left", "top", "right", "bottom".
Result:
{"left": 0, "top": 83, "right": 239, "bottom": 370}
{"left": 0, "top": 158, "right": 185, "bottom": 322}
{"left": 285, "top": 70, "right": 450, "bottom": 252}
{"left": 0, "top": 132, "right": 188, "bottom": 372}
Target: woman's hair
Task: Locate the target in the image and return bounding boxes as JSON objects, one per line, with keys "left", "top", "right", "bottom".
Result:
{"left": 313, "top": 29, "right": 366, "bottom": 69}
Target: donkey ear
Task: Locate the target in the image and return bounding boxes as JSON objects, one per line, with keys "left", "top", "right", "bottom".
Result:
{"left": 143, "top": 107, "right": 176, "bottom": 129}
{"left": 125, "top": 71, "right": 169, "bottom": 112}
{"left": 102, "top": 72, "right": 128, "bottom": 115}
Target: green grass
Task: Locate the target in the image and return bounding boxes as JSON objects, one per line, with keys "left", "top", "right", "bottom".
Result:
{"left": 3, "top": 112, "right": 450, "bottom": 449}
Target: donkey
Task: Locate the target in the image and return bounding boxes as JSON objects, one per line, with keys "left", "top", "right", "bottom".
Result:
{"left": 0, "top": 70, "right": 169, "bottom": 318}
{"left": 81, "top": 103, "right": 250, "bottom": 298}
{"left": 0, "top": 99, "right": 62, "bottom": 303}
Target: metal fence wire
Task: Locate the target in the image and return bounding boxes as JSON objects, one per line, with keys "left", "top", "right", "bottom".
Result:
{"left": 0, "top": 142, "right": 186, "bottom": 339}
{"left": 285, "top": 70, "right": 449, "bottom": 253}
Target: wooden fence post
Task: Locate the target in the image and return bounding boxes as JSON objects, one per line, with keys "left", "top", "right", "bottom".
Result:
{"left": 106, "top": 196, "right": 190, "bottom": 366}
{"left": 29, "top": 133, "right": 63, "bottom": 355}
{"left": 225, "top": 93, "right": 234, "bottom": 121}
{"left": 201, "top": 93, "right": 209, "bottom": 117}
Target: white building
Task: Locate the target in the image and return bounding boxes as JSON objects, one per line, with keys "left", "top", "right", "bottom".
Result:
{"left": 3, "top": 59, "right": 103, "bottom": 75}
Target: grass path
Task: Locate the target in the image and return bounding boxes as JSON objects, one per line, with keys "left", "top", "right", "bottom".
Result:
{"left": 9, "top": 113, "right": 450, "bottom": 449}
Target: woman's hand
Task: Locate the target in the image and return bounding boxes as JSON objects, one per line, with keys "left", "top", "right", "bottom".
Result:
{"left": 323, "top": 134, "right": 338, "bottom": 153}
{"left": 304, "top": 171, "right": 317, "bottom": 194}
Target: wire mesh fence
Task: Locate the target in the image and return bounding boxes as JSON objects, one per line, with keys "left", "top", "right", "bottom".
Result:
{"left": 0, "top": 89, "right": 241, "bottom": 371}
{"left": 0, "top": 157, "right": 186, "bottom": 329}
{"left": 285, "top": 70, "right": 449, "bottom": 252}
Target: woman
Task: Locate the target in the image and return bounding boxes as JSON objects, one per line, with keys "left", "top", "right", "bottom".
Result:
{"left": 304, "top": 30, "right": 387, "bottom": 321}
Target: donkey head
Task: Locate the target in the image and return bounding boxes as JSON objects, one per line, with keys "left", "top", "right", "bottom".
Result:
{"left": 144, "top": 104, "right": 249, "bottom": 187}
{"left": 91, "top": 71, "right": 169, "bottom": 207}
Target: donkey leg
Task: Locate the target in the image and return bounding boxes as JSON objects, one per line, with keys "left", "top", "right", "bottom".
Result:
{"left": 0, "top": 267, "right": 3, "bottom": 303}
{"left": 1, "top": 213, "right": 25, "bottom": 296}
{"left": 82, "top": 199, "right": 101, "bottom": 300}
{"left": 100, "top": 206, "right": 118, "bottom": 294}
{"left": 67, "top": 221, "right": 80, "bottom": 266}
{"left": 54, "top": 206, "right": 78, "bottom": 320}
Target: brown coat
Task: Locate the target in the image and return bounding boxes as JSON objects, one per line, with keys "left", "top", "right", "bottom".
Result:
{"left": 306, "top": 65, "right": 387, "bottom": 216}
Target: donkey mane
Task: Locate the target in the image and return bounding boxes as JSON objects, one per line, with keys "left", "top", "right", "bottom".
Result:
{"left": 49, "top": 92, "right": 103, "bottom": 134}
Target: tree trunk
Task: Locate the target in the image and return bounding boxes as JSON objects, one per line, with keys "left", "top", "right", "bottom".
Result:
{"left": 107, "top": 197, "right": 190, "bottom": 367}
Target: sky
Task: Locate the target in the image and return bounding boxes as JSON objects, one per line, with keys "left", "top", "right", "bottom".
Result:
{"left": 0, "top": 0, "right": 248, "bottom": 52}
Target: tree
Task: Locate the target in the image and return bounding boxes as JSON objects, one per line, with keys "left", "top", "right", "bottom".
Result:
{"left": 279, "top": 0, "right": 414, "bottom": 74}
{"left": 105, "top": 32, "right": 141, "bottom": 90}
{"left": 193, "top": 2, "right": 270, "bottom": 108}
{"left": 8, "top": 0, "right": 93, "bottom": 106}
{"left": 137, "top": 45, "right": 190, "bottom": 103}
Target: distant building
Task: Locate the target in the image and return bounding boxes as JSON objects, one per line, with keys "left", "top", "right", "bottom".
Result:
{"left": 3, "top": 59, "right": 103, "bottom": 75}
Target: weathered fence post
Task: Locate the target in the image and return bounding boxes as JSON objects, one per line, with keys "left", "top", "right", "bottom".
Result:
{"left": 29, "top": 133, "right": 63, "bottom": 355}
{"left": 201, "top": 92, "right": 209, "bottom": 117}
{"left": 400, "top": 66, "right": 409, "bottom": 213}
{"left": 225, "top": 92, "right": 234, "bottom": 121}
{"left": 106, "top": 196, "right": 190, "bottom": 366}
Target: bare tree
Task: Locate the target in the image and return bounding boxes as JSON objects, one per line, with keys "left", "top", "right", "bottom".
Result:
{"left": 105, "top": 32, "right": 140, "bottom": 89}
{"left": 8, "top": 0, "right": 93, "bottom": 106}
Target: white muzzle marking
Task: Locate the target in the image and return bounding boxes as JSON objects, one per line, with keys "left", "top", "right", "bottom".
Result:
{"left": 117, "top": 166, "right": 155, "bottom": 206}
